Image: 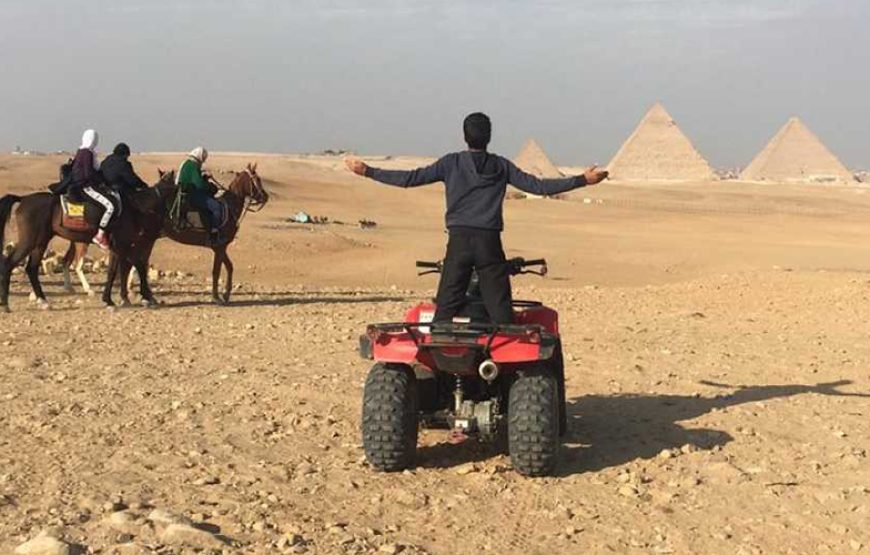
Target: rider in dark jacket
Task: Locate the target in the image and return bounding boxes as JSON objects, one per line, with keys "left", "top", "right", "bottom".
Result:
{"left": 101, "top": 143, "right": 148, "bottom": 195}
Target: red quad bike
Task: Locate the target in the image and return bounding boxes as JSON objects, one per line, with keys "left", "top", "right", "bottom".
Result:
{"left": 358, "top": 257, "right": 567, "bottom": 477}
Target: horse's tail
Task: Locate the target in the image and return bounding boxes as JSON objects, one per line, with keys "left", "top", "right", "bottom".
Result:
{"left": 0, "top": 194, "right": 22, "bottom": 252}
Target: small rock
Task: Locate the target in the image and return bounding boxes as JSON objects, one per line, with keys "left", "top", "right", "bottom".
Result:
{"left": 252, "top": 521, "right": 268, "bottom": 532}
{"left": 160, "top": 523, "right": 225, "bottom": 549}
{"left": 618, "top": 485, "right": 640, "bottom": 497}
{"left": 379, "top": 543, "right": 403, "bottom": 554}
{"left": 103, "top": 510, "right": 141, "bottom": 534}
{"left": 147, "top": 508, "right": 191, "bottom": 526}
{"left": 14, "top": 535, "right": 70, "bottom": 555}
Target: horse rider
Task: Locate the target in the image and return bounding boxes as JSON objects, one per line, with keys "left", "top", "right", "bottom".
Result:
{"left": 69, "top": 129, "right": 116, "bottom": 250}
{"left": 101, "top": 143, "right": 149, "bottom": 197}
{"left": 177, "top": 147, "right": 224, "bottom": 244}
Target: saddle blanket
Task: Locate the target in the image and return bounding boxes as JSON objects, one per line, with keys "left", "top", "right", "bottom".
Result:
{"left": 60, "top": 195, "right": 90, "bottom": 231}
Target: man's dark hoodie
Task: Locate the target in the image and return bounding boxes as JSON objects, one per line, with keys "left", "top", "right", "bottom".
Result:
{"left": 364, "top": 152, "right": 586, "bottom": 231}
{"left": 101, "top": 143, "right": 148, "bottom": 194}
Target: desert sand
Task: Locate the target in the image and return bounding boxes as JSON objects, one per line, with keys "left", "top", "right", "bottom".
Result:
{"left": 2, "top": 152, "right": 870, "bottom": 554}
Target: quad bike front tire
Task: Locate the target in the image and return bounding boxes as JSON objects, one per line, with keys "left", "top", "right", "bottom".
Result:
{"left": 508, "top": 365, "right": 560, "bottom": 476}
{"left": 361, "top": 363, "right": 419, "bottom": 472}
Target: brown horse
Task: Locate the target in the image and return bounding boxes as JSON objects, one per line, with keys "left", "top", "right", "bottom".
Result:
{"left": 0, "top": 173, "right": 176, "bottom": 312}
{"left": 105, "top": 164, "right": 268, "bottom": 306}
{"left": 161, "top": 163, "right": 267, "bottom": 305}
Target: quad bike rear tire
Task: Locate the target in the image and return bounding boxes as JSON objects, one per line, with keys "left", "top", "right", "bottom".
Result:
{"left": 552, "top": 339, "right": 568, "bottom": 436}
{"left": 362, "top": 363, "right": 419, "bottom": 472}
{"left": 508, "top": 365, "right": 560, "bottom": 476}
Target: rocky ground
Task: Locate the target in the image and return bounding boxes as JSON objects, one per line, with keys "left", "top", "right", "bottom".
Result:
{"left": 2, "top": 268, "right": 869, "bottom": 554}
{"left": 4, "top": 154, "right": 870, "bottom": 554}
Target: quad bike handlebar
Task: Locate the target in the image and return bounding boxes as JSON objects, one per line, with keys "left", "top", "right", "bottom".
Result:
{"left": 416, "top": 257, "right": 548, "bottom": 277}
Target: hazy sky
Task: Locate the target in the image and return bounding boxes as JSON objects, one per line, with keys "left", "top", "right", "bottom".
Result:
{"left": 1, "top": 0, "right": 868, "bottom": 168}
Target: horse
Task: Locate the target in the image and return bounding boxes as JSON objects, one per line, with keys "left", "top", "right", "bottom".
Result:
{"left": 0, "top": 172, "right": 176, "bottom": 312}
{"left": 111, "top": 163, "right": 268, "bottom": 306}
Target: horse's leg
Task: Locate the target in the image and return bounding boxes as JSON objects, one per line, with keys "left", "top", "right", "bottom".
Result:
{"left": 211, "top": 247, "right": 225, "bottom": 305}
{"left": 26, "top": 244, "right": 50, "bottom": 308}
{"left": 126, "top": 265, "right": 138, "bottom": 296}
{"left": 119, "top": 257, "right": 133, "bottom": 307}
{"left": 28, "top": 253, "right": 38, "bottom": 302}
{"left": 101, "top": 251, "right": 119, "bottom": 308}
{"left": 0, "top": 256, "right": 6, "bottom": 312}
{"left": 61, "top": 242, "right": 75, "bottom": 293}
{"left": 1, "top": 235, "right": 37, "bottom": 311}
{"left": 136, "top": 241, "right": 159, "bottom": 307}
{"left": 75, "top": 243, "right": 93, "bottom": 296}
{"left": 133, "top": 258, "right": 155, "bottom": 308}
{"left": 223, "top": 250, "right": 233, "bottom": 304}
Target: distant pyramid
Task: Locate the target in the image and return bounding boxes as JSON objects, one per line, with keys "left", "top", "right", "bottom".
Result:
{"left": 607, "top": 103, "right": 715, "bottom": 181}
{"left": 740, "top": 117, "right": 854, "bottom": 183}
{"left": 513, "top": 139, "right": 563, "bottom": 178}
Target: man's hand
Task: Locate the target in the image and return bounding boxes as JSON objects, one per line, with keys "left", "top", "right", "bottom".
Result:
{"left": 583, "top": 165, "right": 609, "bottom": 186}
{"left": 345, "top": 158, "right": 370, "bottom": 177}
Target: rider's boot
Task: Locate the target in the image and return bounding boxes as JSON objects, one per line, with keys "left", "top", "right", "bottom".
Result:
{"left": 92, "top": 229, "right": 110, "bottom": 251}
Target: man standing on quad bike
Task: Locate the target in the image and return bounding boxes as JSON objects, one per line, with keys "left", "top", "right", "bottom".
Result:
{"left": 346, "top": 112, "right": 609, "bottom": 324}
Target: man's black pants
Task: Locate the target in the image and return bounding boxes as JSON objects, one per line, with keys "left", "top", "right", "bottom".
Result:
{"left": 434, "top": 227, "right": 513, "bottom": 324}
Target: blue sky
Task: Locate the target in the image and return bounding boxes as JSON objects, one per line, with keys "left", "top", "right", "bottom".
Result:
{"left": 1, "top": 0, "right": 867, "bottom": 168}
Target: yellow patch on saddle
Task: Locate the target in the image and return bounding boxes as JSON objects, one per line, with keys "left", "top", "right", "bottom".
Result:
{"left": 60, "top": 195, "right": 86, "bottom": 218}
{"left": 66, "top": 203, "right": 85, "bottom": 217}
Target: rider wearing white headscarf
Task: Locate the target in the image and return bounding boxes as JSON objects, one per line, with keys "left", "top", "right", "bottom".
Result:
{"left": 71, "top": 129, "right": 115, "bottom": 250}
{"left": 177, "top": 147, "right": 224, "bottom": 244}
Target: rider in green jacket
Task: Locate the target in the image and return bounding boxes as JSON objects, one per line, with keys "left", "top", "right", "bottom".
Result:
{"left": 177, "top": 147, "right": 223, "bottom": 244}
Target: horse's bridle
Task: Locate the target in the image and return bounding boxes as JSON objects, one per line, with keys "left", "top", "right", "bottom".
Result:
{"left": 243, "top": 169, "right": 267, "bottom": 214}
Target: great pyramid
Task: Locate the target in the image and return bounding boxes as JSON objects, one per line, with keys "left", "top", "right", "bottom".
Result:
{"left": 607, "top": 103, "right": 715, "bottom": 181}
{"left": 740, "top": 117, "right": 854, "bottom": 183}
{"left": 513, "top": 138, "right": 563, "bottom": 178}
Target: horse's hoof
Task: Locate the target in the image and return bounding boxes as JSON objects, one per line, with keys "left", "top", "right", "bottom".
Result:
{"left": 36, "top": 299, "right": 50, "bottom": 311}
{"left": 141, "top": 299, "right": 157, "bottom": 309}
{"left": 0, "top": 305, "right": 9, "bottom": 314}
{"left": 120, "top": 300, "right": 132, "bottom": 308}
{"left": 212, "top": 296, "right": 226, "bottom": 306}
{"left": 28, "top": 292, "right": 37, "bottom": 302}
{"left": 62, "top": 286, "right": 75, "bottom": 294}
{"left": 104, "top": 304, "right": 117, "bottom": 312}
{"left": 86, "top": 290, "right": 95, "bottom": 297}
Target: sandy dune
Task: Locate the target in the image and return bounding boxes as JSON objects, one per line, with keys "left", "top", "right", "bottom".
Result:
{"left": 2, "top": 153, "right": 870, "bottom": 554}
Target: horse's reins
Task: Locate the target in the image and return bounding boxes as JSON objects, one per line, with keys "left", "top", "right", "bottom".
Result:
{"left": 209, "top": 170, "right": 265, "bottom": 231}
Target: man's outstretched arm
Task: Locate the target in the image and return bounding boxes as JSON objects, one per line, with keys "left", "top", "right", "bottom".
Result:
{"left": 346, "top": 157, "right": 446, "bottom": 188}
{"left": 507, "top": 161, "right": 608, "bottom": 196}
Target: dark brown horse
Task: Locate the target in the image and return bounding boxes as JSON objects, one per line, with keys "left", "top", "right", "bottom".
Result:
{"left": 110, "top": 163, "right": 268, "bottom": 306}
{"left": 0, "top": 173, "right": 176, "bottom": 312}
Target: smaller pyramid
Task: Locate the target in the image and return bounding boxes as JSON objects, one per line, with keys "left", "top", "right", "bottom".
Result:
{"left": 607, "top": 103, "right": 715, "bottom": 181}
{"left": 740, "top": 117, "right": 854, "bottom": 183}
{"left": 513, "top": 139, "right": 563, "bottom": 178}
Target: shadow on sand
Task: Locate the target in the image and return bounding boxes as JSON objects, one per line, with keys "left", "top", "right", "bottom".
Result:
{"left": 417, "top": 380, "right": 869, "bottom": 476}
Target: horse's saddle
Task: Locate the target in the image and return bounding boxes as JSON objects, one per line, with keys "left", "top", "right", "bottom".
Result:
{"left": 60, "top": 195, "right": 92, "bottom": 231}
{"left": 178, "top": 197, "right": 229, "bottom": 231}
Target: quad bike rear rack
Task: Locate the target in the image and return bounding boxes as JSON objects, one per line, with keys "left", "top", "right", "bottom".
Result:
{"left": 359, "top": 322, "right": 557, "bottom": 370}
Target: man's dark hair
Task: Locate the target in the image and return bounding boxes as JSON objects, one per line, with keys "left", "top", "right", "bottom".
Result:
{"left": 113, "top": 143, "right": 131, "bottom": 157}
{"left": 463, "top": 112, "right": 491, "bottom": 150}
